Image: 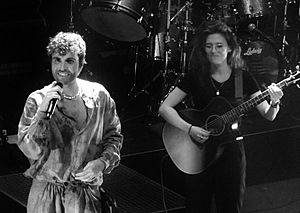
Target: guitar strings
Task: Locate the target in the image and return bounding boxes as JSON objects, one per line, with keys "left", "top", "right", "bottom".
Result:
{"left": 203, "top": 87, "right": 273, "bottom": 133}
{"left": 204, "top": 72, "right": 297, "bottom": 133}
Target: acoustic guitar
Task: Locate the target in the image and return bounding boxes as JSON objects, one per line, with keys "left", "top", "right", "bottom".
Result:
{"left": 162, "top": 71, "right": 300, "bottom": 174}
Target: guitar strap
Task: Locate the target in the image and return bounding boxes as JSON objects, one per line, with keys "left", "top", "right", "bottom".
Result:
{"left": 234, "top": 69, "right": 243, "bottom": 104}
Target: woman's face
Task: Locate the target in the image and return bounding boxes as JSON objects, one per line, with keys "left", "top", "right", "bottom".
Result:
{"left": 205, "top": 33, "right": 231, "bottom": 66}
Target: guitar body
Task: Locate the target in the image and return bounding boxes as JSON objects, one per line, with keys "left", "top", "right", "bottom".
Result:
{"left": 162, "top": 97, "right": 238, "bottom": 174}
{"left": 162, "top": 71, "right": 300, "bottom": 174}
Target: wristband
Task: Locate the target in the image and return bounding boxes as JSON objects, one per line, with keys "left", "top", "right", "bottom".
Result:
{"left": 270, "top": 101, "right": 280, "bottom": 108}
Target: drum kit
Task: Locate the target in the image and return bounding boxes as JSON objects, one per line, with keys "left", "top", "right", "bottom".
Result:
{"left": 72, "top": 0, "right": 299, "bottom": 113}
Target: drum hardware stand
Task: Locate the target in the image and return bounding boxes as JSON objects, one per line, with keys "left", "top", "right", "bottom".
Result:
{"left": 126, "top": 9, "right": 158, "bottom": 99}
{"left": 297, "top": 1, "right": 300, "bottom": 67}
{"left": 160, "top": 0, "right": 172, "bottom": 104}
{"left": 281, "top": 0, "right": 289, "bottom": 57}
{"left": 169, "top": 0, "right": 192, "bottom": 23}
{"left": 120, "top": 69, "right": 165, "bottom": 121}
{"left": 126, "top": 45, "right": 140, "bottom": 98}
{"left": 292, "top": 0, "right": 300, "bottom": 69}
{"left": 126, "top": 7, "right": 158, "bottom": 96}
{"left": 121, "top": 2, "right": 163, "bottom": 118}
{"left": 179, "top": 0, "right": 193, "bottom": 74}
{"left": 161, "top": 0, "right": 193, "bottom": 102}
{"left": 280, "top": 0, "right": 291, "bottom": 76}
{"left": 68, "top": 0, "right": 76, "bottom": 31}
{"left": 111, "top": 0, "right": 122, "bottom": 12}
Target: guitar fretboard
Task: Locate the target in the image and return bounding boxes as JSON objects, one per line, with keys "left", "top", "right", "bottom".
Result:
{"left": 221, "top": 77, "right": 289, "bottom": 124}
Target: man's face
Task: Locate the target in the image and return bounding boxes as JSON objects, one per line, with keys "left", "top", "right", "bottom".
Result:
{"left": 51, "top": 51, "right": 82, "bottom": 85}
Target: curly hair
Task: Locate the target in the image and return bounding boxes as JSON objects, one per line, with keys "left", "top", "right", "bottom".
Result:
{"left": 46, "top": 32, "right": 86, "bottom": 67}
{"left": 188, "top": 20, "right": 245, "bottom": 76}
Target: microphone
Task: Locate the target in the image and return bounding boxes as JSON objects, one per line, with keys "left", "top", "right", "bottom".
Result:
{"left": 45, "top": 82, "right": 63, "bottom": 120}
{"left": 248, "top": 23, "right": 271, "bottom": 41}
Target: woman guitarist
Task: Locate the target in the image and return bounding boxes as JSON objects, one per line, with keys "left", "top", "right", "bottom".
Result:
{"left": 158, "top": 20, "right": 284, "bottom": 213}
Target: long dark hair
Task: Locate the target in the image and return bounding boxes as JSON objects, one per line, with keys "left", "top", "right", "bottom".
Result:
{"left": 188, "top": 20, "right": 245, "bottom": 78}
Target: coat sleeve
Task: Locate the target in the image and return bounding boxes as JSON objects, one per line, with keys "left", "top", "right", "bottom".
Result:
{"left": 99, "top": 90, "right": 123, "bottom": 174}
{"left": 17, "top": 92, "right": 50, "bottom": 160}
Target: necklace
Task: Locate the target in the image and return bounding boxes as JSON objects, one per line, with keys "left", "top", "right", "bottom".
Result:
{"left": 210, "top": 77, "right": 225, "bottom": 96}
{"left": 62, "top": 89, "right": 80, "bottom": 100}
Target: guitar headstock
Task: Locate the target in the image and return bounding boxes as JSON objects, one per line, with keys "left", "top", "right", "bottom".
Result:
{"left": 282, "top": 66, "right": 300, "bottom": 88}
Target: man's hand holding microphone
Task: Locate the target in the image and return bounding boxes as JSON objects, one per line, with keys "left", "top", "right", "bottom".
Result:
{"left": 38, "top": 82, "right": 63, "bottom": 120}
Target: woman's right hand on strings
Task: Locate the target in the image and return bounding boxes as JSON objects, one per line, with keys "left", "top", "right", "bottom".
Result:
{"left": 188, "top": 125, "right": 210, "bottom": 143}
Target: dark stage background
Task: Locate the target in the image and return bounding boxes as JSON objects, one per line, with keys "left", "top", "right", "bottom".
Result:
{"left": 0, "top": 0, "right": 300, "bottom": 212}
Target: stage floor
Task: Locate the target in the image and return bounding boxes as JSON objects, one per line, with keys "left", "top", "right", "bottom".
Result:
{"left": 0, "top": 163, "right": 185, "bottom": 213}
{"left": 1, "top": 171, "right": 299, "bottom": 213}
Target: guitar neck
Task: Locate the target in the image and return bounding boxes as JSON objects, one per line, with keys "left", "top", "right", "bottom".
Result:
{"left": 221, "top": 79, "right": 288, "bottom": 124}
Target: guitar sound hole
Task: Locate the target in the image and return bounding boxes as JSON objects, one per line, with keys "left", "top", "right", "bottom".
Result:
{"left": 205, "top": 114, "right": 225, "bottom": 136}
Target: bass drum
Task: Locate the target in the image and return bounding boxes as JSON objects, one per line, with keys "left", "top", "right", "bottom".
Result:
{"left": 242, "top": 40, "right": 280, "bottom": 90}
{"left": 80, "top": 0, "right": 150, "bottom": 42}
